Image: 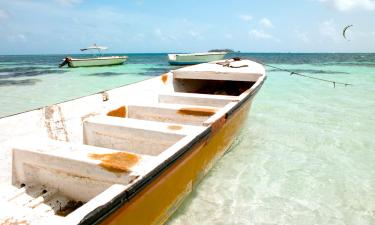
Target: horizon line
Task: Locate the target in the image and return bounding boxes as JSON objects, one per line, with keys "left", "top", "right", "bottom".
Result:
{"left": 1, "top": 52, "right": 374, "bottom": 56}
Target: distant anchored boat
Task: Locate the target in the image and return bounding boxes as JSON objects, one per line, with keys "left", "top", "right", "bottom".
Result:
{"left": 168, "top": 51, "right": 227, "bottom": 65}
{"left": 0, "top": 58, "right": 265, "bottom": 225}
{"left": 59, "top": 45, "right": 128, "bottom": 68}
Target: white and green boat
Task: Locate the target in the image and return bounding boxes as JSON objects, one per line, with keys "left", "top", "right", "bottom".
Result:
{"left": 59, "top": 45, "right": 128, "bottom": 68}
{"left": 168, "top": 52, "right": 227, "bottom": 65}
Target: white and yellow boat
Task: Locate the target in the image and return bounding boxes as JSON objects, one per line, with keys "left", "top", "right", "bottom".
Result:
{"left": 0, "top": 58, "right": 265, "bottom": 225}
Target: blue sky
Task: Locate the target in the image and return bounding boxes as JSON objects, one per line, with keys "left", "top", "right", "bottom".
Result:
{"left": 0, "top": 0, "right": 374, "bottom": 54}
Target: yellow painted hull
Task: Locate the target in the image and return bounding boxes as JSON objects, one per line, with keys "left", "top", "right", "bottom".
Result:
{"left": 101, "top": 99, "right": 252, "bottom": 225}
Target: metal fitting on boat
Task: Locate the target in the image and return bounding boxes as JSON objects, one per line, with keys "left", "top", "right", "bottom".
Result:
{"left": 101, "top": 92, "right": 109, "bottom": 101}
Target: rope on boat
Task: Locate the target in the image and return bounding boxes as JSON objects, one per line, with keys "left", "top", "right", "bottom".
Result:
{"left": 263, "top": 63, "right": 353, "bottom": 88}
{"left": 220, "top": 57, "right": 353, "bottom": 88}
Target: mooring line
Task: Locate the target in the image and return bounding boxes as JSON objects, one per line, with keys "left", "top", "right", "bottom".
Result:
{"left": 264, "top": 63, "right": 352, "bottom": 88}
{"left": 236, "top": 57, "right": 353, "bottom": 88}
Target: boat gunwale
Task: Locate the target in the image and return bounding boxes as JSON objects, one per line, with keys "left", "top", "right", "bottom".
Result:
{"left": 227, "top": 76, "right": 266, "bottom": 119}
{"left": 0, "top": 72, "right": 155, "bottom": 120}
{"left": 168, "top": 52, "right": 227, "bottom": 57}
{"left": 78, "top": 127, "right": 211, "bottom": 225}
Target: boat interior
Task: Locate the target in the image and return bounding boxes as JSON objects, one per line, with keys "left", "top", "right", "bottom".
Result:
{"left": 0, "top": 60, "right": 265, "bottom": 224}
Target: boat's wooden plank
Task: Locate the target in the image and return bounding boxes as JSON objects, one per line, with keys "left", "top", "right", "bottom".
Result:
{"left": 238, "top": 75, "right": 267, "bottom": 100}
{"left": 172, "top": 60, "right": 265, "bottom": 82}
{"left": 12, "top": 139, "right": 145, "bottom": 202}
{"left": 84, "top": 116, "right": 187, "bottom": 156}
{"left": 126, "top": 103, "right": 220, "bottom": 126}
{"left": 158, "top": 92, "right": 238, "bottom": 107}
{"left": 203, "top": 102, "right": 237, "bottom": 127}
{"left": 85, "top": 116, "right": 206, "bottom": 136}
{"left": 173, "top": 71, "right": 262, "bottom": 82}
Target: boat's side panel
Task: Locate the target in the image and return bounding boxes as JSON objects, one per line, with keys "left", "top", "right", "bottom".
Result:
{"left": 169, "top": 54, "right": 226, "bottom": 65}
{"left": 101, "top": 99, "right": 252, "bottom": 225}
{"left": 68, "top": 58, "right": 127, "bottom": 68}
{"left": 169, "top": 61, "right": 208, "bottom": 65}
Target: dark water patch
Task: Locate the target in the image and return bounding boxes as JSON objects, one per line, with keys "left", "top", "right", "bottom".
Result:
{"left": 268, "top": 68, "right": 350, "bottom": 75}
{"left": 226, "top": 53, "right": 375, "bottom": 65}
{"left": 125, "top": 53, "right": 170, "bottom": 65}
{"left": 317, "top": 62, "right": 375, "bottom": 67}
{"left": 87, "top": 72, "right": 124, "bottom": 77}
{"left": 140, "top": 67, "right": 170, "bottom": 76}
{"left": 0, "top": 78, "right": 41, "bottom": 86}
{"left": 0, "top": 66, "right": 56, "bottom": 73}
{"left": 1, "top": 53, "right": 375, "bottom": 66}
{"left": 0, "top": 55, "right": 70, "bottom": 67}
{"left": 0, "top": 69, "right": 67, "bottom": 79}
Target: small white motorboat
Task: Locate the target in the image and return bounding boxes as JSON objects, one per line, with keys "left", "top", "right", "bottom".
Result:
{"left": 59, "top": 45, "right": 128, "bottom": 68}
{"left": 168, "top": 52, "right": 227, "bottom": 65}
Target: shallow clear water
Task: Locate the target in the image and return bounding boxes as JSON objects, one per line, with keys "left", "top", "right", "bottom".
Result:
{"left": 167, "top": 55, "right": 375, "bottom": 225}
{"left": 1, "top": 53, "right": 375, "bottom": 224}
{"left": 0, "top": 53, "right": 173, "bottom": 117}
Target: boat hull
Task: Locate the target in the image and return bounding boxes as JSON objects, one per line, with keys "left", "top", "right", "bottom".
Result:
{"left": 168, "top": 53, "right": 226, "bottom": 65}
{"left": 0, "top": 59, "right": 266, "bottom": 225}
{"left": 100, "top": 97, "right": 253, "bottom": 225}
{"left": 68, "top": 56, "right": 128, "bottom": 68}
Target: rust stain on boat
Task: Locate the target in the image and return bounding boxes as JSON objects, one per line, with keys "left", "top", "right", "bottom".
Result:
{"left": 0, "top": 217, "right": 30, "bottom": 225}
{"left": 161, "top": 74, "right": 168, "bottom": 84}
{"left": 89, "top": 152, "right": 139, "bottom": 173}
{"left": 44, "top": 105, "right": 69, "bottom": 141}
{"left": 177, "top": 107, "right": 217, "bottom": 117}
{"left": 167, "top": 125, "right": 182, "bottom": 130}
{"left": 107, "top": 106, "right": 126, "bottom": 118}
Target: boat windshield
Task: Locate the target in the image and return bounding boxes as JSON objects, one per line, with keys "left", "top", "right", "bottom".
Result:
{"left": 80, "top": 44, "right": 108, "bottom": 56}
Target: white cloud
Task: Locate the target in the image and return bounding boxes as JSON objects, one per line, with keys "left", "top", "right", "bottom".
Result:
{"left": 294, "top": 30, "right": 310, "bottom": 43}
{"left": 7, "top": 34, "right": 27, "bottom": 42}
{"left": 0, "top": 9, "right": 9, "bottom": 21}
{"left": 319, "top": 20, "right": 340, "bottom": 41}
{"left": 249, "top": 29, "right": 280, "bottom": 42}
{"left": 225, "top": 33, "right": 233, "bottom": 39}
{"left": 132, "top": 33, "right": 145, "bottom": 41}
{"left": 189, "top": 30, "right": 203, "bottom": 39}
{"left": 54, "top": 0, "right": 83, "bottom": 7}
{"left": 260, "top": 18, "right": 274, "bottom": 28}
{"left": 135, "top": 0, "right": 144, "bottom": 5}
{"left": 154, "top": 28, "right": 165, "bottom": 40}
{"left": 239, "top": 14, "right": 252, "bottom": 21}
{"left": 154, "top": 28, "right": 176, "bottom": 41}
{"left": 318, "top": 0, "right": 375, "bottom": 11}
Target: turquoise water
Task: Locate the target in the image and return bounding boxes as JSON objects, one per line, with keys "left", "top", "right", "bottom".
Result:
{"left": 1, "top": 53, "right": 375, "bottom": 224}
{"left": 0, "top": 54, "right": 172, "bottom": 117}
{"left": 168, "top": 57, "right": 375, "bottom": 225}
